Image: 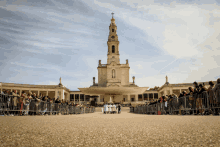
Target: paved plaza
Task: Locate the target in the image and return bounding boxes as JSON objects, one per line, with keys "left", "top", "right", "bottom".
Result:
{"left": 0, "top": 108, "right": 220, "bottom": 147}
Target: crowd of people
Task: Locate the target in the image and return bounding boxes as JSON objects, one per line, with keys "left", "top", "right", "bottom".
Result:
{"left": 135, "top": 78, "right": 220, "bottom": 115}
{"left": 103, "top": 103, "right": 121, "bottom": 114}
{"left": 0, "top": 90, "right": 92, "bottom": 116}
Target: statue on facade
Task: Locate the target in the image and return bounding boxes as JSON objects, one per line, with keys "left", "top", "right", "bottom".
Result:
{"left": 165, "top": 75, "right": 169, "bottom": 85}
{"left": 59, "top": 77, "right": 63, "bottom": 86}
{"left": 132, "top": 76, "right": 135, "bottom": 84}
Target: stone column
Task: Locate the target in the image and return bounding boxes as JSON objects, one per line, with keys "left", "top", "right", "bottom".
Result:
{"left": 46, "top": 91, "right": 48, "bottom": 96}
{"left": 170, "top": 89, "right": 173, "bottom": 95}
{"left": 127, "top": 94, "right": 130, "bottom": 103}
{"left": 135, "top": 94, "right": 138, "bottom": 102}
{"left": 20, "top": 89, "right": 22, "bottom": 96}
{"left": 61, "top": 89, "right": 64, "bottom": 100}
{"left": 67, "top": 92, "right": 70, "bottom": 101}
{"left": 180, "top": 89, "right": 181, "bottom": 94}
{"left": 164, "top": 90, "right": 167, "bottom": 96}
{"left": 38, "top": 90, "right": 40, "bottom": 96}
{"left": 79, "top": 94, "right": 81, "bottom": 104}
{"left": 55, "top": 90, "right": 57, "bottom": 99}
{"left": 98, "top": 95, "right": 100, "bottom": 102}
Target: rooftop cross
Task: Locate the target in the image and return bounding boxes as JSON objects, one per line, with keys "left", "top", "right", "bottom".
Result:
{"left": 111, "top": 12, "right": 114, "bottom": 18}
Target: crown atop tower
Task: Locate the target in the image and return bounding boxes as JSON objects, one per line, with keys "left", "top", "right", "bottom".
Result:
{"left": 111, "top": 12, "right": 115, "bottom": 25}
{"left": 111, "top": 12, "right": 114, "bottom": 18}
{"left": 108, "top": 12, "right": 118, "bottom": 41}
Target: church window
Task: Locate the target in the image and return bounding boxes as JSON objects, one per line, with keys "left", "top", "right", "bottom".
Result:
{"left": 75, "top": 94, "right": 79, "bottom": 101}
{"left": 112, "top": 69, "right": 115, "bottom": 78}
{"left": 70, "top": 94, "right": 74, "bottom": 101}
{"left": 80, "top": 94, "right": 84, "bottom": 101}
{"left": 143, "top": 93, "right": 148, "bottom": 100}
{"left": 112, "top": 29, "right": 114, "bottom": 32}
{"left": 85, "top": 95, "right": 90, "bottom": 101}
{"left": 112, "top": 45, "right": 115, "bottom": 53}
{"left": 154, "top": 93, "right": 158, "bottom": 99}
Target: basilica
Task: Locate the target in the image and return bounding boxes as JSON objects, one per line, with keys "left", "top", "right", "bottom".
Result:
{"left": 0, "top": 15, "right": 213, "bottom": 106}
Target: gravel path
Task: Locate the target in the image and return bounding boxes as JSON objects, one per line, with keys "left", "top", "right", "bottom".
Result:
{"left": 0, "top": 110, "right": 220, "bottom": 147}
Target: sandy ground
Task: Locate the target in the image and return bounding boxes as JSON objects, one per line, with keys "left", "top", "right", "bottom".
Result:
{"left": 0, "top": 108, "right": 220, "bottom": 147}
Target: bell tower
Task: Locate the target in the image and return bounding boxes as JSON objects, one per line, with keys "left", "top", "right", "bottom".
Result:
{"left": 107, "top": 12, "right": 120, "bottom": 64}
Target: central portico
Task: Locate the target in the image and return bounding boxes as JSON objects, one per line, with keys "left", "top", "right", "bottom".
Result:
{"left": 78, "top": 14, "right": 148, "bottom": 104}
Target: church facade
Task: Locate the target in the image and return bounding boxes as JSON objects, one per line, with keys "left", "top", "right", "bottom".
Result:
{"left": 98, "top": 15, "right": 130, "bottom": 88}
{"left": 0, "top": 15, "right": 215, "bottom": 105}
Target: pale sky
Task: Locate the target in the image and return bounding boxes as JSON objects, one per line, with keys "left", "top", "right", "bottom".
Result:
{"left": 0, "top": 0, "right": 220, "bottom": 91}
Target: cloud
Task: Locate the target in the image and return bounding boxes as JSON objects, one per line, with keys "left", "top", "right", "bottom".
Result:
{"left": 48, "top": 81, "right": 57, "bottom": 85}
{"left": 79, "top": 81, "right": 93, "bottom": 88}
{"left": 1, "top": 0, "right": 220, "bottom": 91}
{"left": 90, "top": 0, "right": 220, "bottom": 85}
{"left": 136, "top": 64, "right": 143, "bottom": 69}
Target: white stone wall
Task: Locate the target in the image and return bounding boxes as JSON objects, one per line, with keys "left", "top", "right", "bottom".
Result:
{"left": 120, "top": 67, "right": 129, "bottom": 86}
{"left": 98, "top": 67, "right": 107, "bottom": 87}
{"left": 106, "top": 63, "right": 121, "bottom": 86}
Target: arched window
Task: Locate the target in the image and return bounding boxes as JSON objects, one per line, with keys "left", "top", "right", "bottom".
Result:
{"left": 112, "top": 29, "right": 114, "bottom": 32}
{"left": 112, "top": 45, "right": 115, "bottom": 53}
{"left": 112, "top": 69, "right": 115, "bottom": 78}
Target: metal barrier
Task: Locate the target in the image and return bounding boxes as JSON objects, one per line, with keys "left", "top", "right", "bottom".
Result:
{"left": 130, "top": 107, "right": 134, "bottom": 113}
{"left": 0, "top": 94, "right": 95, "bottom": 116}
{"left": 129, "top": 91, "right": 220, "bottom": 116}
{"left": 85, "top": 107, "right": 90, "bottom": 113}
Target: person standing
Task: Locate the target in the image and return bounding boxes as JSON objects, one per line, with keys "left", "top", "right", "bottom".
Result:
{"left": 113, "top": 103, "right": 116, "bottom": 114}
{"left": 212, "top": 78, "right": 220, "bottom": 104}
{"left": 104, "top": 103, "right": 108, "bottom": 114}
{"left": 109, "top": 103, "right": 112, "bottom": 114}
{"left": 118, "top": 104, "right": 121, "bottom": 114}
{"left": 12, "top": 90, "right": 18, "bottom": 115}
{"left": 207, "top": 81, "right": 215, "bottom": 108}
{"left": 197, "top": 84, "right": 208, "bottom": 114}
{"left": 19, "top": 91, "right": 26, "bottom": 116}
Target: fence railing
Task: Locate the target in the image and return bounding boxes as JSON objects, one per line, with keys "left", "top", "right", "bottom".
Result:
{"left": 129, "top": 91, "right": 220, "bottom": 115}
{"left": 0, "top": 94, "right": 95, "bottom": 116}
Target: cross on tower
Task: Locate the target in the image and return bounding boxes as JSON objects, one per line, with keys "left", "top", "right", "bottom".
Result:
{"left": 111, "top": 12, "right": 114, "bottom": 18}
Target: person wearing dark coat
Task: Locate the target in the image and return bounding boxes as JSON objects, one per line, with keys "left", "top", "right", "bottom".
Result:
{"left": 212, "top": 78, "right": 220, "bottom": 104}
{"left": 193, "top": 81, "right": 199, "bottom": 95}
{"left": 118, "top": 104, "right": 121, "bottom": 114}
{"left": 207, "top": 81, "right": 215, "bottom": 106}
{"left": 198, "top": 84, "right": 208, "bottom": 95}
{"left": 197, "top": 84, "right": 207, "bottom": 114}
{"left": 186, "top": 87, "right": 195, "bottom": 110}
{"left": 186, "top": 87, "right": 194, "bottom": 96}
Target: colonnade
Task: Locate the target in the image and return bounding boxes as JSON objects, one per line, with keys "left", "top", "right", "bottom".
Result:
{"left": 70, "top": 94, "right": 101, "bottom": 104}
{"left": 126, "top": 93, "right": 157, "bottom": 102}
